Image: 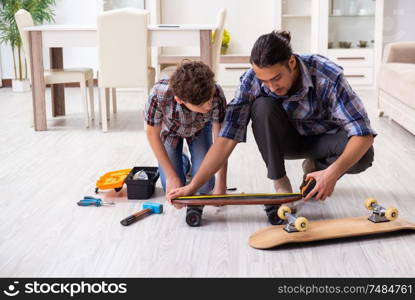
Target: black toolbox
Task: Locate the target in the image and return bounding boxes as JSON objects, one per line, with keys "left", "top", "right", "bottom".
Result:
{"left": 125, "top": 167, "right": 159, "bottom": 199}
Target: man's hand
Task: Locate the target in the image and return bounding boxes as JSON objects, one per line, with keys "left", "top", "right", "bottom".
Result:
{"left": 304, "top": 169, "right": 340, "bottom": 201}
{"left": 303, "top": 135, "right": 374, "bottom": 201}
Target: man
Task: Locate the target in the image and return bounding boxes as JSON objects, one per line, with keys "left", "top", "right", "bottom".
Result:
{"left": 167, "top": 30, "right": 375, "bottom": 213}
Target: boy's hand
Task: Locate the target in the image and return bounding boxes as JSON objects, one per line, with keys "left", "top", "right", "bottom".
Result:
{"left": 166, "top": 176, "right": 182, "bottom": 196}
{"left": 166, "top": 184, "right": 196, "bottom": 209}
{"left": 166, "top": 178, "right": 194, "bottom": 209}
{"left": 304, "top": 169, "right": 339, "bottom": 201}
{"left": 166, "top": 176, "right": 186, "bottom": 209}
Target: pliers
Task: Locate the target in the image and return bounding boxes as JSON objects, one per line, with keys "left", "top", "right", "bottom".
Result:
{"left": 77, "top": 196, "right": 115, "bottom": 207}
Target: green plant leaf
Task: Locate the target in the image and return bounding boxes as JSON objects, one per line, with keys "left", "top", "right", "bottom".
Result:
{"left": 212, "top": 28, "right": 231, "bottom": 47}
{"left": 0, "top": 0, "right": 56, "bottom": 79}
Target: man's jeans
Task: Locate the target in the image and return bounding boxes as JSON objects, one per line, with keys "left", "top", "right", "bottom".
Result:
{"left": 159, "top": 123, "right": 215, "bottom": 194}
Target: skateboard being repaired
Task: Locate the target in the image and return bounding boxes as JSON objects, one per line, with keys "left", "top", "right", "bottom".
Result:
{"left": 248, "top": 198, "right": 415, "bottom": 249}
{"left": 171, "top": 178, "right": 316, "bottom": 227}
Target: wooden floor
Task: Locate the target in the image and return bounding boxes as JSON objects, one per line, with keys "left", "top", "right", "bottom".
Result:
{"left": 0, "top": 87, "right": 415, "bottom": 277}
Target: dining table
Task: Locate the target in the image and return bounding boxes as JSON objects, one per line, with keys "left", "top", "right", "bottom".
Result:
{"left": 24, "top": 24, "right": 216, "bottom": 131}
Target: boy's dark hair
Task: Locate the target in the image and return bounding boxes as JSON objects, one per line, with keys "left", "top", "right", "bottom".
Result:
{"left": 250, "top": 30, "right": 293, "bottom": 68}
{"left": 170, "top": 61, "right": 215, "bottom": 105}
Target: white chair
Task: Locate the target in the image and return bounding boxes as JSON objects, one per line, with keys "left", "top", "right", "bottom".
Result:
{"left": 97, "top": 8, "right": 156, "bottom": 132}
{"left": 210, "top": 8, "right": 227, "bottom": 78}
{"left": 159, "top": 8, "right": 227, "bottom": 80}
{"left": 15, "top": 9, "right": 95, "bottom": 128}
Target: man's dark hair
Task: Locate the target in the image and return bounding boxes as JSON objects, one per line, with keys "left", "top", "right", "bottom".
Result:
{"left": 170, "top": 61, "right": 215, "bottom": 105}
{"left": 250, "top": 30, "right": 293, "bottom": 68}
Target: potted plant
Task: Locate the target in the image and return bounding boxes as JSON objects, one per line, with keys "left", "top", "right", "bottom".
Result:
{"left": 0, "top": 0, "right": 56, "bottom": 92}
{"left": 212, "top": 28, "right": 231, "bottom": 55}
{"left": 220, "top": 29, "right": 230, "bottom": 54}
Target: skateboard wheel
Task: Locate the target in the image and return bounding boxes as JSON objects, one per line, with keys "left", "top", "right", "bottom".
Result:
{"left": 385, "top": 207, "right": 399, "bottom": 221}
{"left": 294, "top": 217, "right": 309, "bottom": 232}
{"left": 277, "top": 205, "right": 291, "bottom": 220}
{"left": 365, "top": 197, "right": 377, "bottom": 210}
{"left": 265, "top": 206, "right": 284, "bottom": 225}
{"left": 186, "top": 208, "right": 202, "bottom": 227}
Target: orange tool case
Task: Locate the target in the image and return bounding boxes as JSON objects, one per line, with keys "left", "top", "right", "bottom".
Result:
{"left": 95, "top": 168, "right": 132, "bottom": 193}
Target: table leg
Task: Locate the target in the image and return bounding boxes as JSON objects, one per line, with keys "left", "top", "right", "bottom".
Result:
{"left": 200, "top": 30, "right": 213, "bottom": 69}
{"left": 50, "top": 47, "right": 65, "bottom": 116}
{"left": 29, "top": 31, "right": 47, "bottom": 131}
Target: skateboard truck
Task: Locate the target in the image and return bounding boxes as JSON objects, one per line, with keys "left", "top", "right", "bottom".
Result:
{"left": 365, "top": 198, "right": 399, "bottom": 223}
{"left": 277, "top": 205, "right": 309, "bottom": 233}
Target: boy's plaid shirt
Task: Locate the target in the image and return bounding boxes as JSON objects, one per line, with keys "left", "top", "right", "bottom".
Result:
{"left": 144, "top": 79, "right": 227, "bottom": 147}
{"left": 219, "top": 54, "right": 377, "bottom": 142}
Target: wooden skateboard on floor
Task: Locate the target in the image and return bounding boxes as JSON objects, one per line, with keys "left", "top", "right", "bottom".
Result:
{"left": 172, "top": 179, "right": 316, "bottom": 227}
{"left": 249, "top": 198, "right": 415, "bottom": 249}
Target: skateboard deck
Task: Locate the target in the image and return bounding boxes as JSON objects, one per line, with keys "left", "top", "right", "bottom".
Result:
{"left": 249, "top": 216, "right": 415, "bottom": 249}
{"left": 173, "top": 177, "right": 316, "bottom": 207}
{"left": 173, "top": 193, "right": 305, "bottom": 227}
{"left": 173, "top": 192, "right": 303, "bottom": 206}
{"left": 172, "top": 179, "right": 316, "bottom": 227}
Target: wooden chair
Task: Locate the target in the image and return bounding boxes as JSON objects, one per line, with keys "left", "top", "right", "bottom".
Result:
{"left": 15, "top": 9, "right": 95, "bottom": 128}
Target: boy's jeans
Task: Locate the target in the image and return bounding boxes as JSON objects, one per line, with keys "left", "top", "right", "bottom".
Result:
{"left": 159, "top": 122, "right": 215, "bottom": 194}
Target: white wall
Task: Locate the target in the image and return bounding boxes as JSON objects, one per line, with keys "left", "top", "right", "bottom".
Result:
{"left": 103, "top": 0, "right": 144, "bottom": 11}
{"left": 1, "top": 0, "right": 414, "bottom": 80}
{"left": 383, "top": 0, "right": 415, "bottom": 45}
{"left": 52, "top": 0, "right": 102, "bottom": 75}
{"left": 0, "top": 0, "right": 103, "bottom": 80}
{"left": 160, "top": 0, "right": 276, "bottom": 55}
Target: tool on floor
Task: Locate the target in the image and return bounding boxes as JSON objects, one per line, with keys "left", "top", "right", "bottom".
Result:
{"left": 95, "top": 168, "right": 132, "bottom": 193}
{"left": 77, "top": 196, "right": 115, "bottom": 207}
{"left": 120, "top": 202, "right": 163, "bottom": 226}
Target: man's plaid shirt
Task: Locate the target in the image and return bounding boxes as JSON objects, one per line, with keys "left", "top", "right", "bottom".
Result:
{"left": 219, "top": 54, "right": 377, "bottom": 142}
{"left": 145, "top": 79, "right": 227, "bottom": 147}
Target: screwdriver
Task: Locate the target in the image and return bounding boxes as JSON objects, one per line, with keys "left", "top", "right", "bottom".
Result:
{"left": 77, "top": 196, "right": 115, "bottom": 207}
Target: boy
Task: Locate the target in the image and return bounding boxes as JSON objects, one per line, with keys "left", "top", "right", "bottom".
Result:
{"left": 145, "top": 61, "right": 228, "bottom": 199}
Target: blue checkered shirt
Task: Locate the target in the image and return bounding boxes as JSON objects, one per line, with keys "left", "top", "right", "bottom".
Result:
{"left": 219, "top": 54, "right": 377, "bottom": 142}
